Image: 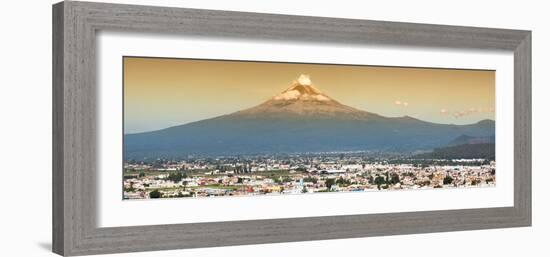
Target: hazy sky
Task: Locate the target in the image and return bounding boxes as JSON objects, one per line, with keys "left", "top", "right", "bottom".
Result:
{"left": 124, "top": 57, "right": 495, "bottom": 134}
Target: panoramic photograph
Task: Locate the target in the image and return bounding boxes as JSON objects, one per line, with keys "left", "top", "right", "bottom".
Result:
{"left": 122, "top": 57, "right": 496, "bottom": 200}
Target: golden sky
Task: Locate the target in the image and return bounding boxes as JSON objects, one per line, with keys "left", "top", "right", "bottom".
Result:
{"left": 124, "top": 57, "right": 495, "bottom": 133}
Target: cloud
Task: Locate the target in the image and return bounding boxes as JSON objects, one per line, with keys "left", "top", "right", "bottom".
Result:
{"left": 453, "top": 111, "right": 467, "bottom": 118}
{"left": 443, "top": 106, "right": 494, "bottom": 118}
{"left": 394, "top": 100, "right": 409, "bottom": 107}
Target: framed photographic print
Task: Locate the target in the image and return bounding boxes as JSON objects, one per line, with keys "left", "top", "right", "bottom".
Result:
{"left": 52, "top": 1, "right": 531, "bottom": 256}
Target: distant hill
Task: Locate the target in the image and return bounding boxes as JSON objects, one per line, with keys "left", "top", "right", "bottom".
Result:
{"left": 448, "top": 134, "right": 495, "bottom": 146}
{"left": 124, "top": 75, "right": 495, "bottom": 159}
{"left": 413, "top": 143, "right": 495, "bottom": 160}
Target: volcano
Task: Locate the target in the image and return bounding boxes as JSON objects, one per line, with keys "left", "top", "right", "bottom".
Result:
{"left": 124, "top": 75, "right": 495, "bottom": 159}
{"left": 229, "top": 74, "right": 378, "bottom": 120}
{"left": 231, "top": 75, "right": 381, "bottom": 120}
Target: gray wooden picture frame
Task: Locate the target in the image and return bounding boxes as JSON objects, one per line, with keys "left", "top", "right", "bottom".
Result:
{"left": 52, "top": 1, "right": 531, "bottom": 256}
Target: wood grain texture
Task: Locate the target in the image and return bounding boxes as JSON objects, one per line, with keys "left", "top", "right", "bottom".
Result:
{"left": 514, "top": 32, "right": 532, "bottom": 224}
{"left": 52, "top": 1, "right": 532, "bottom": 256}
{"left": 52, "top": 2, "right": 65, "bottom": 255}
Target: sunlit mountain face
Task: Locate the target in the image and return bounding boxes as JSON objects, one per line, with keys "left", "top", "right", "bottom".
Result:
{"left": 231, "top": 74, "right": 380, "bottom": 120}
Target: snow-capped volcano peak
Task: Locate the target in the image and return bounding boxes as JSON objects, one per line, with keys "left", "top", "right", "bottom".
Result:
{"left": 272, "top": 75, "right": 331, "bottom": 101}
{"left": 297, "top": 74, "right": 312, "bottom": 86}
{"left": 231, "top": 74, "right": 376, "bottom": 118}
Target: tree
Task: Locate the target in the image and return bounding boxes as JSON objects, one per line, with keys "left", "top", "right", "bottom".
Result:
{"left": 149, "top": 190, "right": 162, "bottom": 199}
{"left": 168, "top": 172, "right": 186, "bottom": 183}
{"left": 390, "top": 173, "right": 400, "bottom": 184}
{"left": 374, "top": 176, "right": 386, "bottom": 190}
{"left": 325, "top": 178, "right": 336, "bottom": 191}
{"left": 336, "top": 177, "right": 350, "bottom": 186}
{"left": 296, "top": 167, "right": 307, "bottom": 172}
{"left": 138, "top": 171, "right": 145, "bottom": 178}
{"left": 301, "top": 186, "right": 308, "bottom": 193}
{"left": 443, "top": 175, "right": 454, "bottom": 185}
{"left": 303, "top": 176, "right": 317, "bottom": 184}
